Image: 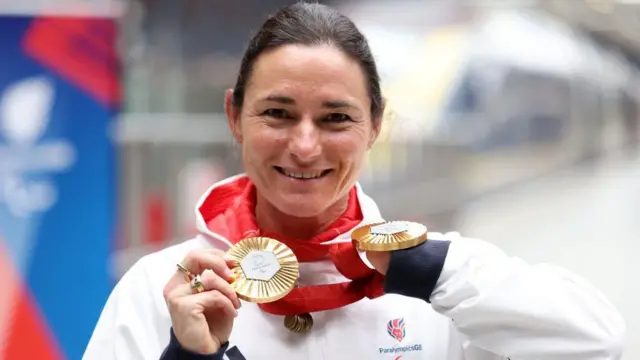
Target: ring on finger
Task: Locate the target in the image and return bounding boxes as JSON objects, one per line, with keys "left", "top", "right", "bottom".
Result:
{"left": 191, "top": 274, "right": 205, "bottom": 294}
{"left": 176, "top": 263, "right": 194, "bottom": 282}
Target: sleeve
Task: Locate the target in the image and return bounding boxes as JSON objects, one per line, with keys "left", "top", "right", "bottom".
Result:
{"left": 384, "top": 233, "right": 626, "bottom": 360}
{"left": 158, "top": 329, "right": 229, "bottom": 360}
{"left": 82, "top": 257, "right": 168, "bottom": 360}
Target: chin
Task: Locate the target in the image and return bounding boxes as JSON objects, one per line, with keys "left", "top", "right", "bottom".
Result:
{"left": 275, "top": 195, "right": 330, "bottom": 218}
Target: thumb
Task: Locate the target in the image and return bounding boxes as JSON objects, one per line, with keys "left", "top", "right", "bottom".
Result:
{"left": 366, "top": 251, "right": 391, "bottom": 275}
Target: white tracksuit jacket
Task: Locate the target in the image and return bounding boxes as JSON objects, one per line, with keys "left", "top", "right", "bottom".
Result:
{"left": 83, "top": 177, "right": 626, "bottom": 360}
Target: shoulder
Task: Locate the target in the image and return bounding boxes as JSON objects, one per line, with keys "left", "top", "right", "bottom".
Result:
{"left": 136, "top": 236, "right": 213, "bottom": 270}
{"left": 123, "top": 236, "right": 214, "bottom": 295}
{"left": 428, "top": 231, "right": 502, "bottom": 255}
{"left": 106, "top": 236, "right": 216, "bottom": 313}
{"left": 109, "top": 237, "right": 214, "bottom": 327}
{"left": 85, "top": 237, "right": 215, "bottom": 359}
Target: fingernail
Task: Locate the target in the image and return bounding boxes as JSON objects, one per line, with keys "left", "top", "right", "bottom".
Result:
{"left": 225, "top": 268, "right": 235, "bottom": 281}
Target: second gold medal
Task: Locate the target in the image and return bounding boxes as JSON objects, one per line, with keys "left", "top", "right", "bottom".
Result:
{"left": 351, "top": 221, "right": 427, "bottom": 252}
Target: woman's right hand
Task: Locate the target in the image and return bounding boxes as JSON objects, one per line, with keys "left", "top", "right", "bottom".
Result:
{"left": 163, "top": 249, "right": 241, "bottom": 354}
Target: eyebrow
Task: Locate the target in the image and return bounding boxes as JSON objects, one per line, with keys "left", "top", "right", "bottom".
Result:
{"left": 263, "top": 95, "right": 356, "bottom": 109}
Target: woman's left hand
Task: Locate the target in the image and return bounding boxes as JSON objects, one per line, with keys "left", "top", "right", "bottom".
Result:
{"left": 365, "top": 251, "right": 391, "bottom": 275}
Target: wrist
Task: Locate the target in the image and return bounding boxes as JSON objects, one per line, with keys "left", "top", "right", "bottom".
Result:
{"left": 384, "top": 240, "right": 451, "bottom": 302}
{"left": 169, "top": 328, "right": 229, "bottom": 358}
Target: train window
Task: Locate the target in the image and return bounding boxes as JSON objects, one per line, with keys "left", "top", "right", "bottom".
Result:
{"left": 436, "top": 67, "right": 491, "bottom": 147}
{"left": 446, "top": 74, "right": 480, "bottom": 115}
{"left": 470, "top": 68, "right": 571, "bottom": 151}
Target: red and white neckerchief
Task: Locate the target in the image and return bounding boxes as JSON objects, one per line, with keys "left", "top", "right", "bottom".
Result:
{"left": 198, "top": 177, "right": 385, "bottom": 316}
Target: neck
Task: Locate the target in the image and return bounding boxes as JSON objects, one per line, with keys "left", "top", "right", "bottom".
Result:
{"left": 255, "top": 193, "right": 349, "bottom": 240}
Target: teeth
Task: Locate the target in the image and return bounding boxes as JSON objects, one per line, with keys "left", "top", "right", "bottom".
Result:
{"left": 282, "top": 169, "right": 324, "bottom": 179}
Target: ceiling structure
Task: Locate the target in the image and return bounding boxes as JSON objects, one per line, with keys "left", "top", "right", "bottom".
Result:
{"left": 332, "top": 0, "right": 640, "bottom": 62}
{"left": 539, "top": 0, "right": 640, "bottom": 61}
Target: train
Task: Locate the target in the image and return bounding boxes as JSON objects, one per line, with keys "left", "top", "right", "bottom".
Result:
{"left": 354, "top": 6, "right": 640, "bottom": 227}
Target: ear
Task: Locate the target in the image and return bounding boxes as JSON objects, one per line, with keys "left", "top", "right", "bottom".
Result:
{"left": 368, "top": 100, "right": 385, "bottom": 150}
{"left": 225, "top": 89, "right": 242, "bottom": 144}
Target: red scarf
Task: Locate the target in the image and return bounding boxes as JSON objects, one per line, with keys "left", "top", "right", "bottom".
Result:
{"left": 198, "top": 176, "right": 385, "bottom": 315}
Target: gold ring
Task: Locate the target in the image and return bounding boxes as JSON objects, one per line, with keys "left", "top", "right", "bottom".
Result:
{"left": 176, "top": 263, "right": 193, "bottom": 282}
{"left": 191, "top": 274, "right": 205, "bottom": 294}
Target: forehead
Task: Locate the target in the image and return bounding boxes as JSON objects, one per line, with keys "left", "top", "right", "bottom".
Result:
{"left": 246, "top": 44, "right": 370, "bottom": 106}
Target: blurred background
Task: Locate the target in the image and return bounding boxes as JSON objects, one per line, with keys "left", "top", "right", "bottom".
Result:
{"left": 0, "top": 0, "right": 638, "bottom": 359}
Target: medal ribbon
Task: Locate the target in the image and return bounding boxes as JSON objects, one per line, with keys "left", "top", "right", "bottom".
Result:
{"left": 201, "top": 178, "right": 385, "bottom": 316}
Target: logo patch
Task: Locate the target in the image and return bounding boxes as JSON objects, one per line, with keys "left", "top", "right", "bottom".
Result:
{"left": 379, "top": 318, "right": 422, "bottom": 356}
{"left": 387, "top": 318, "right": 406, "bottom": 342}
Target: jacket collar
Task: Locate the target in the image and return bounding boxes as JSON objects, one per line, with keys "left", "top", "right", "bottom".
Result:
{"left": 194, "top": 173, "right": 385, "bottom": 248}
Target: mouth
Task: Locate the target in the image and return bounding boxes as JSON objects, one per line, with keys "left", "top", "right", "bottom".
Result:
{"left": 274, "top": 166, "right": 332, "bottom": 180}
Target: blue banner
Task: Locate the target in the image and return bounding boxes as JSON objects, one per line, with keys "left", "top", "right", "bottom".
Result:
{"left": 0, "top": 15, "right": 119, "bottom": 360}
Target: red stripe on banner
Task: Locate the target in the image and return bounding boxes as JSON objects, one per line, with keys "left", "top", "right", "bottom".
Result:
{"left": 4, "top": 285, "right": 63, "bottom": 360}
{"left": 144, "top": 192, "right": 169, "bottom": 247}
{"left": 0, "top": 239, "right": 19, "bottom": 358}
{"left": 22, "top": 17, "right": 121, "bottom": 108}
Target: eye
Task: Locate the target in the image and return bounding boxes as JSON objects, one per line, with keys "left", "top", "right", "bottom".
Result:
{"left": 325, "top": 113, "right": 352, "bottom": 123}
{"left": 262, "top": 109, "right": 289, "bottom": 119}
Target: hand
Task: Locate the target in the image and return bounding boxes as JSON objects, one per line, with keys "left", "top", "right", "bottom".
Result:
{"left": 163, "top": 249, "right": 241, "bottom": 354}
{"left": 365, "top": 250, "right": 391, "bottom": 275}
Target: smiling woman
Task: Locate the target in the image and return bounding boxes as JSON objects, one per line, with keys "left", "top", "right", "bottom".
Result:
{"left": 227, "top": 42, "right": 380, "bottom": 229}
{"left": 83, "top": 3, "right": 625, "bottom": 360}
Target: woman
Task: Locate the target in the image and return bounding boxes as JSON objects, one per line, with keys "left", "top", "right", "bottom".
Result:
{"left": 84, "top": 3, "right": 625, "bottom": 360}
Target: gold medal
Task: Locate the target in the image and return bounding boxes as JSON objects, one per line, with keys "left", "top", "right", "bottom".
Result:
{"left": 284, "top": 313, "right": 313, "bottom": 333}
{"left": 351, "top": 221, "right": 427, "bottom": 252}
{"left": 226, "top": 237, "right": 299, "bottom": 303}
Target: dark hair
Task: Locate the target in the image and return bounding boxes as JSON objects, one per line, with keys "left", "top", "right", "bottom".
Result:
{"left": 232, "top": 2, "right": 384, "bottom": 121}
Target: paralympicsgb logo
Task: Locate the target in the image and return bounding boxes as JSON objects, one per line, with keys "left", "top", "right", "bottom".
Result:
{"left": 0, "top": 76, "right": 76, "bottom": 217}
{"left": 387, "top": 318, "right": 406, "bottom": 342}
{"left": 379, "top": 317, "right": 422, "bottom": 356}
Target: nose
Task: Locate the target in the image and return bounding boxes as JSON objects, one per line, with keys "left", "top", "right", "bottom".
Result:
{"left": 288, "top": 117, "right": 321, "bottom": 163}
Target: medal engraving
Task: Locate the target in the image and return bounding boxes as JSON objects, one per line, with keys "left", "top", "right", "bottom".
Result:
{"left": 370, "top": 222, "right": 409, "bottom": 236}
{"left": 227, "top": 237, "right": 299, "bottom": 303}
{"left": 240, "top": 250, "right": 281, "bottom": 281}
